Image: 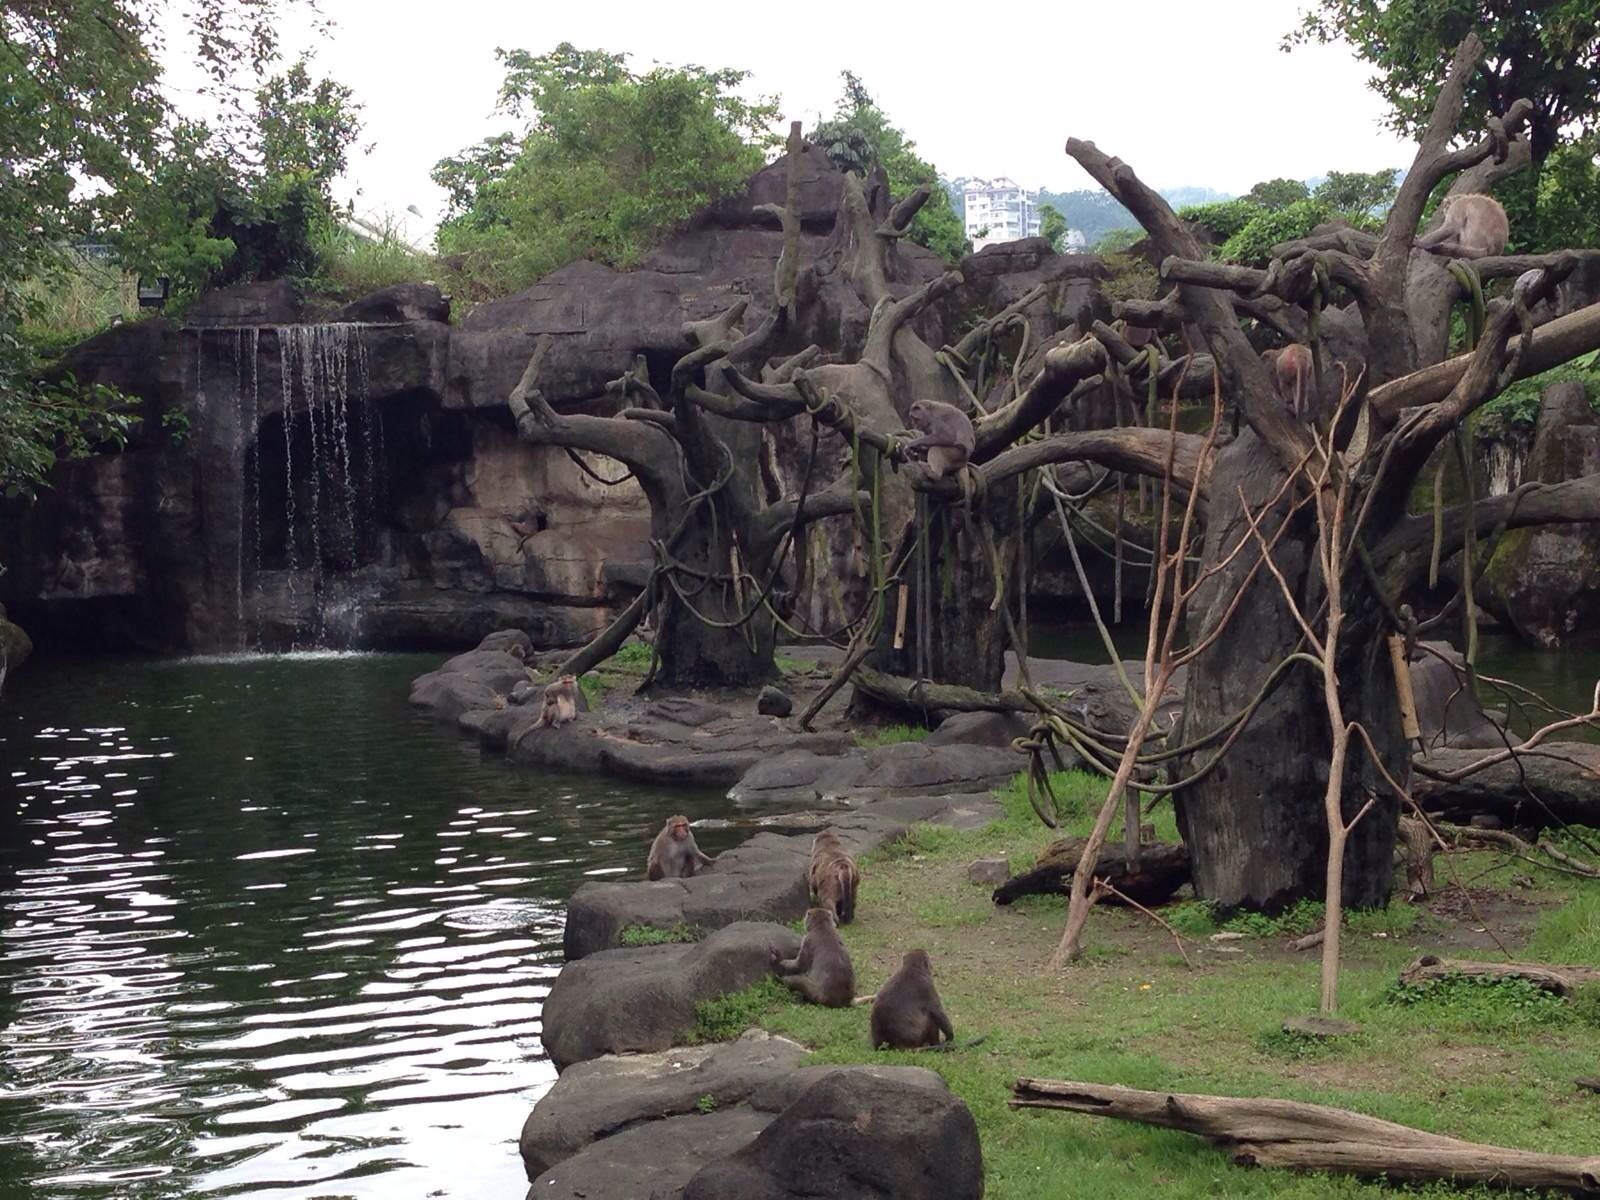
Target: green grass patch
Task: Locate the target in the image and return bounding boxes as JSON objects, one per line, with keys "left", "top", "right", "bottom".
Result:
{"left": 618, "top": 922, "right": 703, "bottom": 947}
{"left": 691, "top": 977, "right": 792, "bottom": 1042}
{"left": 1383, "top": 974, "right": 1574, "bottom": 1032}
{"left": 854, "top": 724, "right": 931, "bottom": 748}
{"left": 675, "top": 774, "right": 1600, "bottom": 1198}
{"left": 1527, "top": 889, "right": 1600, "bottom": 966}
{"left": 606, "top": 641, "right": 657, "bottom": 672}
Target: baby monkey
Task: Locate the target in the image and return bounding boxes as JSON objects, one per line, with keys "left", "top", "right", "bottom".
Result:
{"left": 532, "top": 674, "right": 583, "bottom": 728}
{"left": 645, "top": 814, "right": 716, "bottom": 880}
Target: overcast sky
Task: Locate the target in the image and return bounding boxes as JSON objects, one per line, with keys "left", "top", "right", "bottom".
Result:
{"left": 164, "top": 0, "right": 1418, "bottom": 244}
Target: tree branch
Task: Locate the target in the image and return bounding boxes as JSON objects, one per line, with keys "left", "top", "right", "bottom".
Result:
{"left": 974, "top": 338, "right": 1108, "bottom": 456}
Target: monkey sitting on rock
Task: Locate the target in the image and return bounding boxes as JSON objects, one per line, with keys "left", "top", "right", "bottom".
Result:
{"left": 1261, "top": 343, "right": 1317, "bottom": 423}
{"left": 771, "top": 907, "right": 856, "bottom": 1007}
{"left": 531, "top": 674, "right": 584, "bottom": 728}
{"left": 645, "top": 814, "right": 716, "bottom": 881}
{"left": 808, "top": 830, "right": 860, "bottom": 925}
{"left": 870, "top": 949, "right": 954, "bottom": 1050}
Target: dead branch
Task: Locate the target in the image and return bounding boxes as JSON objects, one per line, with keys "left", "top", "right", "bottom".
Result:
{"left": 1398, "top": 954, "right": 1600, "bottom": 997}
{"left": 1010, "top": 1078, "right": 1600, "bottom": 1194}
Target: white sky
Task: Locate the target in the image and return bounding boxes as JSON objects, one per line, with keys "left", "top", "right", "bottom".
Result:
{"left": 162, "top": 0, "right": 1418, "bottom": 245}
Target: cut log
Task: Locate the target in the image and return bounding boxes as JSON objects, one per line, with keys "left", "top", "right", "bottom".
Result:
{"left": 991, "top": 837, "right": 1190, "bottom": 907}
{"left": 1011, "top": 1078, "right": 1600, "bottom": 1194}
{"left": 1413, "top": 744, "right": 1600, "bottom": 827}
{"left": 1397, "top": 954, "right": 1600, "bottom": 997}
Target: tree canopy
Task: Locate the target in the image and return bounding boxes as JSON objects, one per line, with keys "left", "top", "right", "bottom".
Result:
{"left": 812, "top": 72, "right": 966, "bottom": 262}
{"left": 1290, "top": 1, "right": 1600, "bottom": 165}
{"left": 432, "top": 44, "right": 780, "bottom": 298}
{"left": 0, "top": 0, "right": 330, "bottom": 499}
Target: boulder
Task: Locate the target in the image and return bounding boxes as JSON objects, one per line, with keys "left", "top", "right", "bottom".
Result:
{"left": 681, "top": 1069, "right": 983, "bottom": 1200}
{"left": 337, "top": 282, "right": 450, "bottom": 325}
{"left": 519, "top": 1030, "right": 806, "bottom": 1179}
{"left": 407, "top": 670, "right": 499, "bottom": 720}
{"left": 927, "top": 709, "right": 1032, "bottom": 748}
{"left": 540, "top": 922, "right": 801, "bottom": 1071}
{"left": 184, "top": 279, "right": 301, "bottom": 326}
{"left": 476, "top": 627, "right": 533, "bottom": 657}
{"left": 756, "top": 686, "right": 793, "bottom": 718}
{"left": 1483, "top": 382, "right": 1600, "bottom": 646}
{"left": 966, "top": 856, "right": 1011, "bottom": 886}
{"left": 0, "top": 615, "right": 32, "bottom": 673}
{"left": 1410, "top": 640, "right": 1505, "bottom": 749}
{"left": 529, "top": 1108, "right": 770, "bottom": 1200}
{"left": 728, "top": 740, "right": 1022, "bottom": 806}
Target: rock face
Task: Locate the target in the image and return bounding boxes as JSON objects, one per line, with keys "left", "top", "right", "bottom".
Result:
{"left": 681, "top": 1069, "right": 984, "bottom": 1200}
{"left": 1483, "top": 382, "right": 1600, "bottom": 646}
{"left": 540, "top": 922, "right": 800, "bottom": 1071}
{"left": 2, "top": 150, "right": 1102, "bottom": 655}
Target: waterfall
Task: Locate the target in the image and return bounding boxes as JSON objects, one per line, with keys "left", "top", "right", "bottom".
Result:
{"left": 185, "top": 322, "right": 381, "bottom": 652}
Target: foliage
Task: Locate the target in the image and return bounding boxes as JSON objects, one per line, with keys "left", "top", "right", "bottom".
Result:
{"left": 1177, "top": 199, "right": 1261, "bottom": 243}
{"left": 1038, "top": 203, "right": 1069, "bottom": 252}
{"left": 17, "top": 253, "right": 139, "bottom": 351}
{"left": 618, "top": 922, "right": 703, "bottom": 947}
{"left": 0, "top": 0, "right": 314, "bottom": 501}
{"left": 1033, "top": 186, "right": 1225, "bottom": 244}
{"left": 1520, "top": 137, "right": 1600, "bottom": 252}
{"left": 313, "top": 215, "right": 432, "bottom": 300}
{"left": 812, "top": 73, "right": 966, "bottom": 262}
{"left": 608, "top": 641, "right": 658, "bottom": 670}
{"left": 1313, "top": 168, "right": 1399, "bottom": 215}
{"left": 854, "top": 723, "right": 930, "bottom": 748}
{"left": 1527, "top": 889, "right": 1600, "bottom": 965}
{"left": 433, "top": 44, "right": 779, "bottom": 299}
{"left": 1478, "top": 360, "right": 1600, "bottom": 432}
{"left": 1244, "top": 178, "right": 1311, "bottom": 210}
{"left": 690, "top": 976, "right": 792, "bottom": 1042}
{"left": 1383, "top": 974, "right": 1573, "bottom": 1031}
{"left": 1092, "top": 227, "right": 1144, "bottom": 256}
{"left": 1288, "top": 1, "right": 1600, "bottom": 164}
{"left": 1219, "top": 199, "right": 1335, "bottom": 265}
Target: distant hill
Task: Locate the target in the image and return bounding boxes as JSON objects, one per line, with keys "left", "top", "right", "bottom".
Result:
{"left": 942, "top": 179, "right": 1236, "bottom": 247}
{"left": 1034, "top": 186, "right": 1233, "bottom": 244}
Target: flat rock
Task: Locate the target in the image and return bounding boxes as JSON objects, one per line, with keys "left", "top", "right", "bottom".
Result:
{"left": 966, "top": 856, "right": 1011, "bottom": 886}
{"left": 561, "top": 797, "right": 997, "bottom": 959}
{"left": 926, "top": 709, "right": 1033, "bottom": 748}
{"left": 540, "top": 922, "right": 801, "bottom": 1072}
{"left": 528, "top": 1107, "right": 770, "bottom": 1200}
{"left": 728, "top": 740, "right": 1022, "bottom": 806}
{"left": 519, "top": 1030, "right": 806, "bottom": 1179}
{"left": 681, "top": 1069, "right": 983, "bottom": 1200}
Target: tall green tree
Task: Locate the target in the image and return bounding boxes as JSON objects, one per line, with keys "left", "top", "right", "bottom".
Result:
{"left": 0, "top": 0, "right": 313, "bottom": 499}
{"left": 432, "top": 44, "right": 779, "bottom": 297}
{"left": 1289, "top": 2, "right": 1600, "bottom": 166}
{"left": 1038, "top": 202, "right": 1068, "bottom": 252}
{"left": 1243, "top": 177, "right": 1311, "bottom": 210}
{"left": 812, "top": 72, "right": 967, "bottom": 262}
{"left": 1313, "top": 167, "right": 1399, "bottom": 214}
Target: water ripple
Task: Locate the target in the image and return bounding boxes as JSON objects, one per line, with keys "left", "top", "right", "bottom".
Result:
{"left": 0, "top": 653, "right": 744, "bottom": 1198}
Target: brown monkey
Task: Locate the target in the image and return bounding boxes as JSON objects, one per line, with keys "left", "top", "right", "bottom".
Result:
{"left": 646, "top": 814, "right": 715, "bottom": 880}
{"left": 1261, "top": 343, "right": 1315, "bottom": 421}
{"left": 905, "top": 399, "right": 975, "bottom": 483}
{"left": 808, "top": 830, "right": 860, "bottom": 925}
{"left": 771, "top": 907, "right": 855, "bottom": 1007}
{"left": 1417, "top": 193, "right": 1508, "bottom": 259}
{"left": 870, "top": 949, "right": 954, "bottom": 1050}
{"left": 531, "top": 674, "right": 583, "bottom": 728}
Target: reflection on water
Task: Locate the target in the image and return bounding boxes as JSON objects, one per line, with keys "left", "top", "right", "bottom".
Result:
{"left": 0, "top": 653, "right": 740, "bottom": 1199}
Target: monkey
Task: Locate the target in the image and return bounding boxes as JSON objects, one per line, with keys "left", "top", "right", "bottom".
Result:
{"left": 1416, "top": 193, "right": 1508, "bottom": 260}
{"left": 808, "top": 829, "right": 860, "bottom": 925}
{"left": 869, "top": 949, "right": 954, "bottom": 1050}
{"left": 770, "top": 907, "right": 856, "bottom": 1007}
{"left": 645, "top": 814, "right": 716, "bottom": 881}
{"left": 905, "top": 399, "right": 975, "bottom": 484}
{"left": 531, "top": 674, "right": 583, "bottom": 729}
{"left": 1261, "top": 343, "right": 1316, "bottom": 422}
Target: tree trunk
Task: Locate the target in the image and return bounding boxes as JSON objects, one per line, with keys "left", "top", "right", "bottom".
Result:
{"left": 1174, "top": 435, "right": 1403, "bottom": 912}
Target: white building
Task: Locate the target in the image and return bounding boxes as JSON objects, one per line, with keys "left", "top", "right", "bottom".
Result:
{"left": 962, "top": 178, "right": 1042, "bottom": 250}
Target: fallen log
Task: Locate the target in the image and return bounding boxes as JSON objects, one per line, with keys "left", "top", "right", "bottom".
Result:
{"left": 1397, "top": 954, "right": 1600, "bottom": 997}
{"left": 991, "top": 837, "right": 1190, "bottom": 907}
{"left": 1011, "top": 1078, "right": 1600, "bottom": 1194}
{"left": 1413, "top": 744, "right": 1600, "bottom": 827}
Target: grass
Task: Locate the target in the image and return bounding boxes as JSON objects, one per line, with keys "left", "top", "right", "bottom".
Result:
{"left": 313, "top": 216, "right": 434, "bottom": 302}
{"left": 20, "top": 252, "right": 140, "bottom": 354}
{"left": 618, "top": 922, "right": 702, "bottom": 947}
{"left": 854, "top": 724, "right": 931, "bottom": 749}
{"left": 688, "top": 768, "right": 1600, "bottom": 1198}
